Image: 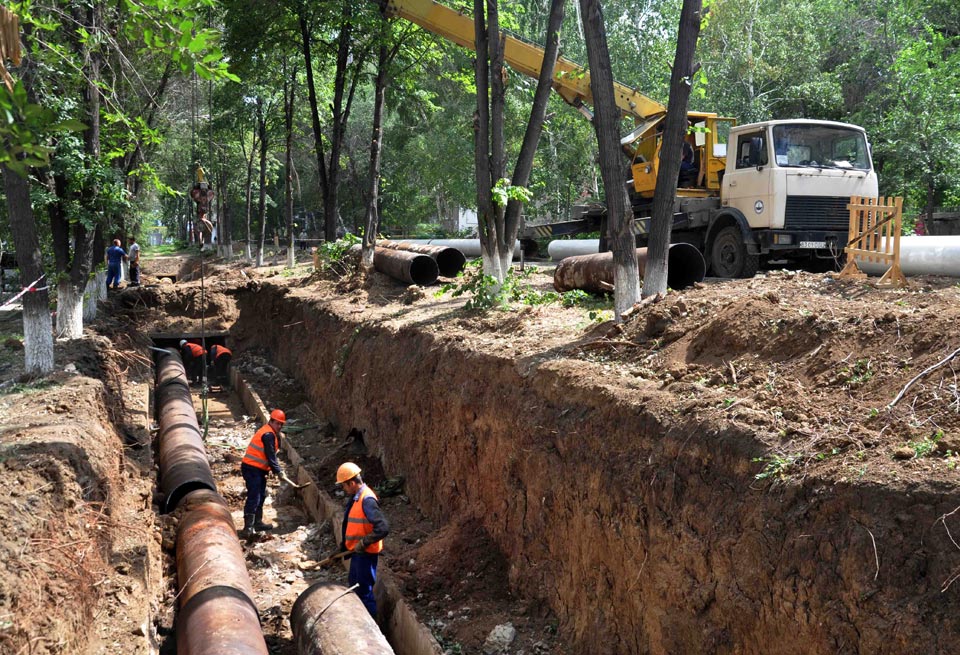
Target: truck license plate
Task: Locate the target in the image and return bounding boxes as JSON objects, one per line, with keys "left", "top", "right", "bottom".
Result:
{"left": 799, "top": 241, "right": 826, "bottom": 249}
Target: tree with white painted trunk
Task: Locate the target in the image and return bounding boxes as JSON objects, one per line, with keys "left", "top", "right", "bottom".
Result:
{"left": 578, "top": 0, "right": 640, "bottom": 318}
{"left": 473, "top": 0, "right": 565, "bottom": 284}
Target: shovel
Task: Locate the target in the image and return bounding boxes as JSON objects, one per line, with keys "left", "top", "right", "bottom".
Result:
{"left": 298, "top": 550, "right": 353, "bottom": 571}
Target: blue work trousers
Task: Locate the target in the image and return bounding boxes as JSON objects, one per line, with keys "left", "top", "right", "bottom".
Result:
{"left": 106, "top": 263, "right": 122, "bottom": 289}
{"left": 241, "top": 463, "right": 268, "bottom": 516}
{"left": 349, "top": 553, "right": 379, "bottom": 618}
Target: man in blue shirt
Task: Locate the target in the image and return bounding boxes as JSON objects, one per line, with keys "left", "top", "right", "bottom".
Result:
{"left": 105, "top": 239, "right": 127, "bottom": 290}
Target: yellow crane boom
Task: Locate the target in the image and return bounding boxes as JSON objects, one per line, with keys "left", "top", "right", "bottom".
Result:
{"left": 383, "top": 0, "right": 666, "bottom": 123}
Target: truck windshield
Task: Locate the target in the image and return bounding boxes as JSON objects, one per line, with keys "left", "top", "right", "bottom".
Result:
{"left": 772, "top": 124, "right": 871, "bottom": 170}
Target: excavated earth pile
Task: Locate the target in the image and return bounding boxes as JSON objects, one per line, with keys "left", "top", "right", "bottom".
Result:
{"left": 232, "top": 272, "right": 960, "bottom": 655}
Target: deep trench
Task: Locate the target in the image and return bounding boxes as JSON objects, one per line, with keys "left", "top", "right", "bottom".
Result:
{"left": 223, "top": 281, "right": 960, "bottom": 655}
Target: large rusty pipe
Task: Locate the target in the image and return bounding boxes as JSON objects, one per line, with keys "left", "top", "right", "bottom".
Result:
{"left": 378, "top": 240, "right": 467, "bottom": 277}
{"left": 373, "top": 246, "right": 439, "bottom": 286}
{"left": 175, "top": 490, "right": 268, "bottom": 655}
{"left": 554, "top": 243, "right": 706, "bottom": 293}
{"left": 156, "top": 349, "right": 217, "bottom": 513}
{"left": 291, "top": 582, "right": 395, "bottom": 655}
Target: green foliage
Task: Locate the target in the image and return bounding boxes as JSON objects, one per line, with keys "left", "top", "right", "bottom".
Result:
{"left": 907, "top": 429, "right": 944, "bottom": 459}
{"left": 753, "top": 453, "right": 801, "bottom": 481}
{"left": 0, "top": 81, "right": 85, "bottom": 176}
{"left": 317, "top": 234, "right": 361, "bottom": 268}
{"left": 491, "top": 177, "right": 533, "bottom": 208}
{"left": 437, "top": 260, "right": 611, "bottom": 312}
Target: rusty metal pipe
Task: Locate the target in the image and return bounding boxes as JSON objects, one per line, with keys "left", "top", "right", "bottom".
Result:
{"left": 373, "top": 247, "right": 439, "bottom": 286}
{"left": 554, "top": 243, "right": 706, "bottom": 293}
{"left": 156, "top": 349, "right": 217, "bottom": 513}
{"left": 291, "top": 582, "right": 395, "bottom": 655}
{"left": 378, "top": 240, "right": 467, "bottom": 277}
{"left": 175, "top": 490, "right": 268, "bottom": 655}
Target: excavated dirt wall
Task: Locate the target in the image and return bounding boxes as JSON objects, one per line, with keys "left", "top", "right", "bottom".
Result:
{"left": 235, "top": 283, "right": 960, "bottom": 655}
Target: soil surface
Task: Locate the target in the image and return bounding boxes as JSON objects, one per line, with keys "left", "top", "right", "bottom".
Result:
{"left": 4, "top": 248, "right": 960, "bottom": 655}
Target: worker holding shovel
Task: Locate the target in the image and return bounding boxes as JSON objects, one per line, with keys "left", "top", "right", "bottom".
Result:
{"left": 336, "top": 462, "right": 390, "bottom": 617}
{"left": 240, "top": 409, "right": 302, "bottom": 539}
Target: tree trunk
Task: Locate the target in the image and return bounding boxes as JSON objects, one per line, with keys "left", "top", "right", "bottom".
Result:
{"left": 300, "top": 12, "right": 330, "bottom": 240}
{"left": 56, "top": 280, "right": 85, "bottom": 338}
{"left": 362, "top": 29, "right": 393, "bottom": 272}
{"left": 243, "top": 125, "right": 257, "bottom": 260}
{"left": 284, "top": 59, "right": 297, "bottom": 268}
{"left": 642, "top": 0, "right": 702, "bottom": 298}
{"left": 256, "top": 99, "right": 268, "bottom": 267}
{"left": 473, "top": 0, "right": 496, "bottom": 279}
{"left": 579, "top": 0, "right": 640, "bottom": 318}
{"left": 502, "top": 0, "right": 566, "bottom": 255}
{"left": 2, "top": 165, "right": 54, "bottom": 375}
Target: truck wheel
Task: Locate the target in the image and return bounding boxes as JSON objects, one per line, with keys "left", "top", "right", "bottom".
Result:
{"left": 710, "top": 226, "right": 759, "bottom": 278}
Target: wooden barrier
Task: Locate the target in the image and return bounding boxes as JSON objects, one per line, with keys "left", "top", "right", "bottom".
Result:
{"left": 839, "top": 195, "right": 907, "bottom": 288}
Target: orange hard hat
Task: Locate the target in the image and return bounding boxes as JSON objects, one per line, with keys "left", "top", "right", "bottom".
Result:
{"left": 336, "top": 462, "right": 361, "bottom": 484}
{"left": 269, "top": 409, "right": 286, "bottom": 423}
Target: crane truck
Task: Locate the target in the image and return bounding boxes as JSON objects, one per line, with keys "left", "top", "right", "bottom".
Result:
{"left": 383, "top": 0, "right": 879, "bottom": 277}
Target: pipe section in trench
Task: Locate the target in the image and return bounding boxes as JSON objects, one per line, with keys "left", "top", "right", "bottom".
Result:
{"left": 553, "top": 243, "right": 706, "bottom": 293}
{"left": 291, "top": 582, "right": 396, "bottom": 655}
{"left": 378, "top": 240, "right": 467, "bottom": 277}
{"left": 154, "top": 350, "right": 268, "bottom": 655}
{"left": 175, "top": 491, "right": 267, "bottom": 655}
{"left": 156, "top": 349, "right": 217, "bottom": 512}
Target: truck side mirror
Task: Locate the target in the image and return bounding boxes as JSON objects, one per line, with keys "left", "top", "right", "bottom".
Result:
{"left": 749, "top": 136, "right": 765, "bottom": 167}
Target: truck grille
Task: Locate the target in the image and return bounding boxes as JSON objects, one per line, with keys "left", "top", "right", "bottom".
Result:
{"left": 784, "top": 196, "right": 850, "bottom": 231}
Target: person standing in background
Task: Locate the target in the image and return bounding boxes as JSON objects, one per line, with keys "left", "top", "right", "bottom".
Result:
{"left": 105, "top": 239, "right": 127, "bottom": 290}
{"left": 127, "top": 235, "right": 141, "bottom": 286}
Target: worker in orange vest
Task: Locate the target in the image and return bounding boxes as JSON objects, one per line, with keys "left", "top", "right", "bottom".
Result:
{"left": 207, "top": 343, "right": 232, "bottom": 387}
{"left": 337, "top": 462, "right": 390, "bottom": 617}
{"left": 240, "top": 409, "right": 295, "bottom": 538}
{"left": 179, "top": 339, "right": 207, "bottom": 384}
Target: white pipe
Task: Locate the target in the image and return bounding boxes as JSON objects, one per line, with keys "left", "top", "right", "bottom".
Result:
{"left": 400, "top": 239, "right": 522, "bottom": 258}
{"left": 856, "top": 236, "right": 960, "bottom": 277}
{"left": 548, "top": 239, "right": 599, "bottom": 261}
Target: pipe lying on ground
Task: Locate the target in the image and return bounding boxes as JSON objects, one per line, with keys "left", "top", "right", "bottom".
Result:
{"left": 363, "top": 246, "right": 440, "bottom": 286}
{"left": 547, "top": 239, "right": 600, "bottom": 262}
{"left": 399, "top": 238, "right": 536, "bottom": 259}
{"left": 377, "top": 240, "right": 467, "bottom": 277}
{"left": 175, "top": 490, "right": 267, "bottom": 655}
{"left": 554, "top": 244, "right": 706, "bottom": 293}
{"left": 291, "top": 582, "right": 395, "bottom": 655}
{"left": 855, "top": 235, "right": 960, "bottom": 278}
{"left": 156, "top": 349, "right": 217, "bottom": 513}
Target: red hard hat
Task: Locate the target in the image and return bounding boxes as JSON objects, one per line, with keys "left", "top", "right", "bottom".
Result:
{"left": 270, "top": 409, "right": 286, "bottom": 423}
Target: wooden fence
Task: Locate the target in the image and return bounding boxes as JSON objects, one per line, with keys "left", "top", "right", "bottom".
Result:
{"left": 839, "top": 195, "right": 907, "bottom": 288}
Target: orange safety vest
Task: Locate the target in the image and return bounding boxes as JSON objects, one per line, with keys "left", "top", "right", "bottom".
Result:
{"left": 344, "top": 486, "right": 384, "bottom": 554}
{"left": 242, "top": 424, "right": 280, "bottom": 472}
{"left": 183, "top": 342, "right": 206, "bottom": 358}
{"left": 211, "top": 345, "right": 232, "bottom": 360}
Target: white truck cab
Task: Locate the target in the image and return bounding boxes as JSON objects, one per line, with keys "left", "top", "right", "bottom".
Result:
{"left": 711, "top": 119, "right": 879, "bottom": 276}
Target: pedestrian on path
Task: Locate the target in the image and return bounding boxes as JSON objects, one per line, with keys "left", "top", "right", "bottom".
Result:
{"left": 337, "top": 462, "right": 390, "bottom": 618}
{"left": 127, "top": 236, "right": 141, "bottom": 286}
{"left": 240, "top": 409, "right": 295, "bottom": 538}
{"left": 105, "top": 239, "right": 127, "bottom": 290}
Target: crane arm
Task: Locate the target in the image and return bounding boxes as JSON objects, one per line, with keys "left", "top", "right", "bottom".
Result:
{"left": 382, "top": 0, "right": 666, "bottom": 122}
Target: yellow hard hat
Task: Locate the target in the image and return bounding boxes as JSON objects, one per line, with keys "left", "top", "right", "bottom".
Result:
{"left": 336, "top": 462, "right": 361, "bottom": 484}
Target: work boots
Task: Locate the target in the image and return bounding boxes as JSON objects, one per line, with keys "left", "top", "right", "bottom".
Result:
{"left": 253, "top": 509, "right": 274, "bottom": 532}
{"left": 240, "top": 513, "right": 257, "bottom": 540}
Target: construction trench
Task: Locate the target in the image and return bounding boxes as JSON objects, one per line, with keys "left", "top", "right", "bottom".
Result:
{"left": 5, "top": 256, "right": 960, "bottom": 655}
